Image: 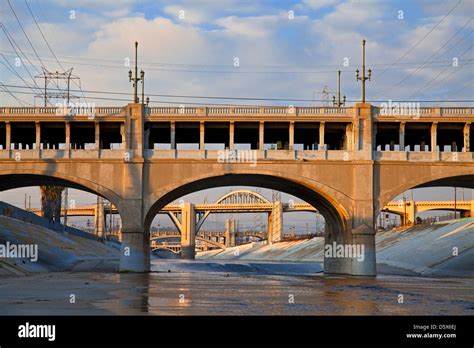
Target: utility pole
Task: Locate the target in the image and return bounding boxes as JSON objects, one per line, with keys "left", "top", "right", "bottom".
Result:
{"left": 63, "top": 188, "right": 68, "bottom": 229}
{"left": 128, "top": 41, "right": 145, "bottom": 103}
{"left": 356, "top": 39, "right": 372, "bottom": 103}
{"left": 35, "top": 68, "right": 80, "bottom": 107}
{"left": 454, "top": 187, "right": 457, "bottom": 219}
{"left": 332, "top": 70, "right": 346, "bottom": 107}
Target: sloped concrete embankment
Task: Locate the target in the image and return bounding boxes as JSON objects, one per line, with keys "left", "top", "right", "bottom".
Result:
{"left": 0, "top": 216, "right": 119, "bottom": 276}
{"left": 198, "top": 218, "right": 474, "bottom": 277}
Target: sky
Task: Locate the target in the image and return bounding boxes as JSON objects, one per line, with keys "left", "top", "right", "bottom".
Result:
{"left": 0, "top": 0, "right": 473, "bottom": 231}
{"left": 0, "top": 0, "right": 472, "bottom": 106}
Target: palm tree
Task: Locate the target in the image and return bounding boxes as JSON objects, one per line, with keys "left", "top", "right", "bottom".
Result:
{"left": 40, "top": 186, "right": 64, "bottom": 223}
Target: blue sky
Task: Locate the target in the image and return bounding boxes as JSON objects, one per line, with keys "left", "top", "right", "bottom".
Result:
{"left": 0, "top": 0, "right": 472, "bottom": 230}
{"left": 1, "top": 0, "right": 472, "bottom": 106}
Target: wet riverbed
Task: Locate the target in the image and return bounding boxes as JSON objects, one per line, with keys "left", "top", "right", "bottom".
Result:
{"left": 0, "top": 260, "right": 473, "bottom": 315}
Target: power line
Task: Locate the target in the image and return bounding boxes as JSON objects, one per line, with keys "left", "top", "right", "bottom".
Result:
{"left": 7, "top": 0, "right": 46, "bottom": 69}
{"left": 2, "top": 87, "right": 473, "bottom": 106}
{"left": 24, "top": 0, "right": 88, "bottom": 104}
{"left": 1, "top": 50, "right": 472, "bottom": 75}
{"left": 0, "top": 23, "right": 43, "bottom": 96}
{"left": 3, "top": 83, "right": 474, "bottom": 104}
{"left": 409, "top": 45, "right": 473, "bottom": 98}
{"left": 374, "top": 17, "right": 473, "bottom": 98}
{"left": 373, "top": 0, "right": 462, "bottom": 81}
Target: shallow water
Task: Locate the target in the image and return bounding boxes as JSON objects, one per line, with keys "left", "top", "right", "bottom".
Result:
{"left": 0, "top": 260, "right": 472, "bottom": 315}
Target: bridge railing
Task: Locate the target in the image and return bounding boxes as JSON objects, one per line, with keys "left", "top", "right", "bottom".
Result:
{"left": 0, "top": 106, "right": 126, "bottom": 117}
{"left": 147, "top": 106, "right": 350, "bottom": 117}
{"left": 373, "top": 106, "right": 473, "bottom": 117}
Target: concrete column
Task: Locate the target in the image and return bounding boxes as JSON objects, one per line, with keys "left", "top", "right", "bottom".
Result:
{"left": 319, "top": 122, "right": 325, "bottom": 150}
{"left": 229, "top": 122, "right": 234, "bottom": 150}
{"left": 170, "top": 121, "right": 176, "bottom": 150}
{"left": 399, "top": 122, "right": 405, "bottom": 151}
{"left": 259, "top": 122, "right": 264, "bottom": 150}
{"left": 35, "top": 122, "right": 41, "bottom": 151}
{"left": 126, "top": 103, "right": 144, "bottom": 159}
{"left": 180, "top": 203, "right": 196, "bottom": 259}
{"left": 269, "top": 201, "right": 283, "bottom": 243}
{"left": 120, "top": 199, "right": 150, "bottom": 273}
{"left": 372, "top": 122, "right": 377, "bottom": 151}
{"left": 289, "top": 122, "right": 294, "bottom": 150}
{"left": 95, "top": 198, "right": 105, "bottom": 239}
{"left": 65, "top": 122, "right": 71, "bottom": 154}
{"left": 407, "top": 201, "right": 416, "bottom": 225}
{"left": 120, "top": 122, "right": 126, "bottom": 150}
{"left": 345, "top": 123, "right": 353, "bottom": 151}
{"left": 464, "top": 123, "right": 471, "bottom": 152}
{"left": 5, "top": 122, "right": 11, "bottom": 152}
{"left": 267, "top": 212, "right": 272, "bottom": 242}
{"left": 431, "top": 122, "right": 437, "bottom": 152}
{"left": 199, "top": 122, "right": 205, "bottom": 150}
{"left": 95, "top": 122, "right": 100, "bottom": 154}
{"left": 225, "top": 218, "right": 236, "bottom": 247}
{"left": 325, "top": 163, "right": 376, "bottom": 276}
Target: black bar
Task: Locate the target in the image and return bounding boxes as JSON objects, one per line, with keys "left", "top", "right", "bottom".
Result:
{"left": 0, "top": 315, "right": 472, "bottom": 346}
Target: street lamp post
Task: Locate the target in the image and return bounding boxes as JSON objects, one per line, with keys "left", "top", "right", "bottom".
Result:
{"left": 356, "top": 39, "right": 372, "bottom": 103}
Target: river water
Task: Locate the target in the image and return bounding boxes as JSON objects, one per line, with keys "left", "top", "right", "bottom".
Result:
{"left": 0, "top": 260, "right": 472, "bottom": 315}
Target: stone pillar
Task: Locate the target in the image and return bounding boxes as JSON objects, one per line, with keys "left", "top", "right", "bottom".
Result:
{"left": 259, "top": 121, "right": 264, "bottom": 150}
{"left": 96, "top": 197, "right": 105, "bottom": 239}
{"left": 345, "top": 123, "right": 353, "bottom": 151}
{"left": 464, "top": 123, "right": 471, "bottom": 152}
{"left": 325, "top": 163, "right": 376, "bottom": 276}
{"left": 431, "top": 122, "right": 437, "bottom": 152}
{"left": 225, "top": 218, "right": 236, "bottom": 247}
{"left": 126, "top": 103, "right": 144, "bottom": 159}
{"left": 120, "top": 199, "right": 150, "bottom": 272}
{"left": 354, "top": 103, "right": 373, "bottom": 157}
{"left": 35, "top": 121, "right": 41, "bottom": 151}
{"left": 229, "top": 121, "right": 234, "bottom": 150}
{"left": 269, "top": 201, "right": 283, "bottom": 243}
{"left": 120, "top": 122, "right": 126, "bottom": 150}
{"left": 399, "top": 122, "right": 405, "bottom": 151}
{"left": 372, "top": 122, "right": 377, "bottom": 151}
{"left": 267, "top": 212, "right": 272, "bottom": 242}
{"left": 406, "top": 201, "right": 416, "bottom": 225}
{"left": 319, "top": 122, "right": 325, "bottom": 150}
{"left": 65, "top": 121, "right": 71, "bottom": 156}
{"left": 5, "top": 122, "right": 11, "bottom": 152}
{"left": 180, "top": 203, "right": 196, "bottom": 259}
{"left": 170, "top": 121, "right": 176, "bottom": 150}
{"left": 199, "top": 121, "right": 205, "bottom": 150}
{"left": 289, "top": 121, "right": 294, "bottom": 150}
{"left": 95, "top": 122, "right": 100, "bottom": 154}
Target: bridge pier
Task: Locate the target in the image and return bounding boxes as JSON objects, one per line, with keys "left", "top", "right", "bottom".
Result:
{"left": 119, "top": 199, "right": 150, "bottom": 272}
{"left": 180, "top": 202, "right": 196, "bottom": 259}
{"left": 268, "top": 201, "right": 283, "bottom": 243}
{"left": 225, "top": 218, "right": 236, "bottom": 247}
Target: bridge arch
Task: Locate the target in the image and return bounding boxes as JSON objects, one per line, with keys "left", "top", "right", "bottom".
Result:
{"left": 0, "top": 171, "right": 123, "bottom": 216}
{"left": 144, "top": 173, "right": 351, "bottom": 248}
{"left": 195, "top": 189, "right": 271, "bottom": 232}
{"left": 380, "top": 173, "right": 474, "bottom": 209}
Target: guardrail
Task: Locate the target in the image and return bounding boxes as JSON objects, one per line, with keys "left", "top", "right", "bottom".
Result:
{"left": 148, "top": 106, "right": 350, "bottom": 116}
{"left": 0, "top": 106, "right": 125, "bottom": 116}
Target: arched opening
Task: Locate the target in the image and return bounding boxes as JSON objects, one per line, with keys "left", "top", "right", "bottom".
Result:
{"left": 145, "top": 174, "right": 350, "bottom": 272}
{"left": 376, "top": 174, "right": 474, "bottom": 277}
{"left": 0, "top": 173, "right": 123, "bottom": 242}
